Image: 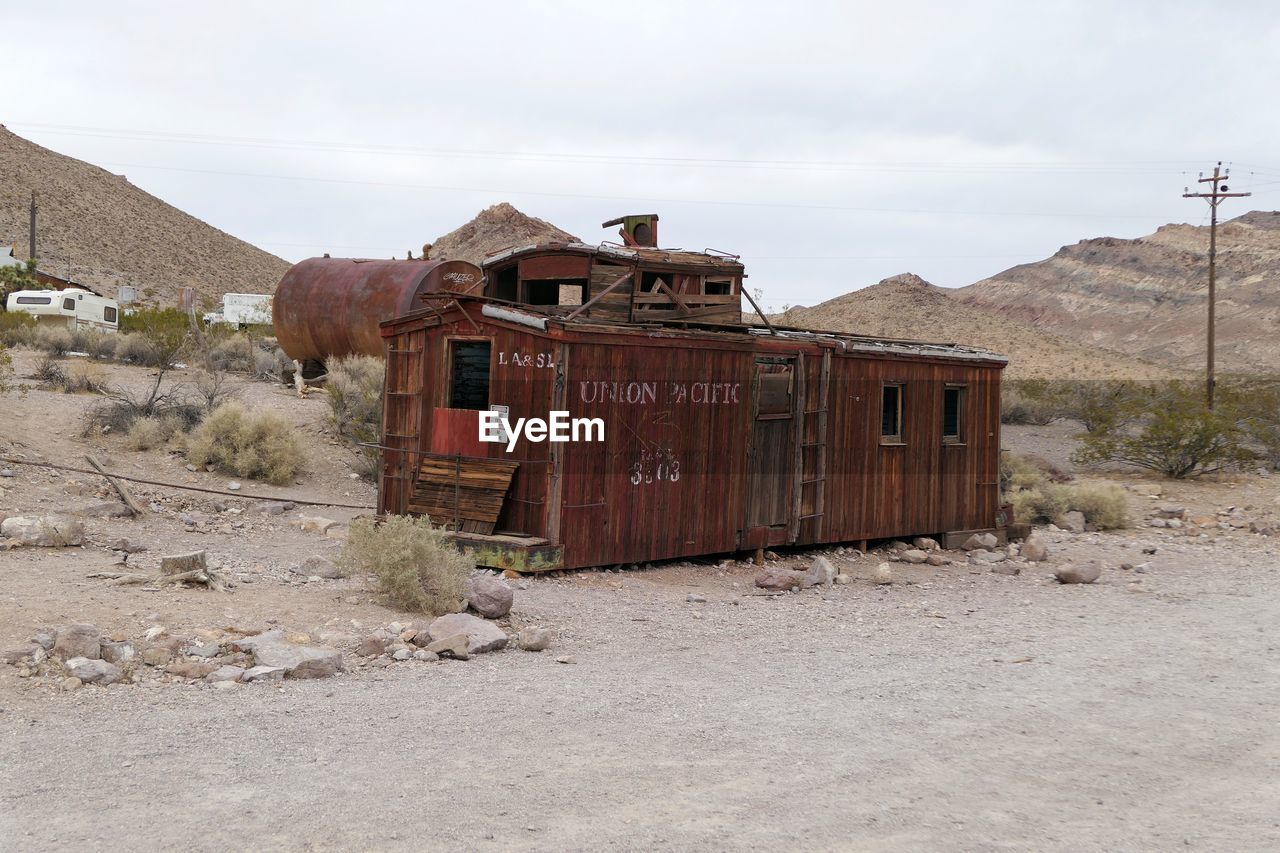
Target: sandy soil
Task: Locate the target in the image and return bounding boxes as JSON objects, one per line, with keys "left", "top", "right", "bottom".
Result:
{"left": 2, "top": 350, "right": 1279, "bottom": 851}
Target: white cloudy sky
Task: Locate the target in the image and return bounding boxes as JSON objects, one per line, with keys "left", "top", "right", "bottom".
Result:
{"left": 5, "top": 0, "right": 1279, "bottom": 310}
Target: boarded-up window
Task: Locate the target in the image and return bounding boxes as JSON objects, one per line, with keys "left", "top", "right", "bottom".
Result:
{"left": 881, "top": 384, "right": 903, "bottom": 442}
{"left": 756, "top": 362, "right": 794, "bottom": 417}
{"left": 449, "top": 341, "right": 491, "bottom": 410}
{"left": 943, "top": 386, "right": 965, "bottom": 443}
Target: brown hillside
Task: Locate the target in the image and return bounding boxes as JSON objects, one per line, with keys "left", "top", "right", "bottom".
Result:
{"left": 778, "top": 273, "right": 1177, "bottom": 380}
{"left": 429, "top": 202, "right": 578, "bottom": 266}
{"left": 954, "top": 212, "right": 1280, "bottom": 373}
{"left": 0, "top": 126, "right": 289, "bottom": 306}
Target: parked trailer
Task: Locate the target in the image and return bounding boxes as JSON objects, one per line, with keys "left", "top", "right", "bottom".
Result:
{"left": 5, "top": 287, "right": 119, "bottom": 333}
{"left": 378, "top": 295, "right": 1007, "bottom": 572}
{"left": 203, "top": 293, "right": 273, "bottom": 328}
{"left": 272, "top": 256, "right": 483, "bottom": 366}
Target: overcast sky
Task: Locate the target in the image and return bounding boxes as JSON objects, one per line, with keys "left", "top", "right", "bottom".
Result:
{"left": 5, "top": 0, "right": 1278, "bottom": 310}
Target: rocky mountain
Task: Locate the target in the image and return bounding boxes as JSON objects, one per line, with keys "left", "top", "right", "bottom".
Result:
{"left": 428, "top": 202, "right": 578, "bottom": 266}
{"left": 954, "top": 212, "right": 1280, "bottom": 374}
{"left": 0, "top": 126, "right": 290, "bottom": 306}
{"left": 777, "top": 273, "right": 1176, "bottom": 380}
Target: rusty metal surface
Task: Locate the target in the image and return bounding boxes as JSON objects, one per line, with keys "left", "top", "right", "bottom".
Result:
{"left": 273, "top": 257, "right": 481, "bottom": 362}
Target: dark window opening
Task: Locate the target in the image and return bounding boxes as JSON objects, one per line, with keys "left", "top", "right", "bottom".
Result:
{"left": 449, "top": 341, "right": 491, "bottom": 410}
{"left": 943, "top": 386, "right": 965, "bottom": 442}
{"left": 63, "top": 297, "right": 76, "bottom": 311}
{"left": 703, "top": 278, "right": 733, "bottom": 296}
{"left": 640, "top": 271, "right": 668, "bottom": 293}
{"left": 15, "top": 296, "right": 51, "bottom": 305}
{"left": 881, "top": 384, "right": 903, "bottom": 442}
{"left": 756, "top": 362, "right": 794, "bottom": 416}
{"left": 524, "top": 279, "right": 588, "bottom": 307}
{"left": 492, "top": 266, "right": 518, "bottom": 301}
{"left": 104, "top": 306, "right": 118, "bottom": 323}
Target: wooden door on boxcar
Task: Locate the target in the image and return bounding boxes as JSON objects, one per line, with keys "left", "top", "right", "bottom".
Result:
{"left": 744, "top": 358, "right": 796, "bottom": 542}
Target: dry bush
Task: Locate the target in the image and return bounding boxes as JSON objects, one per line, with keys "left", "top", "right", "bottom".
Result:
{"left": 338, "top": 516, "right": 470, "bottom": 615}
{"left": 1002, "top": 451, "right": 1127, "bottom": 529}
{"left": 208, "top": 334, "right": 255, "bottom": 373}
{"left": 32, "top": 353, "right": 67, "bottom": 386}
{"left": 185, "top": 401, "right": 304, "bottom": 485}
{"left": 253, "top": 346, "right": 291, "bottom": 381}
{"left": 0, "top": 312, "right": 36, "bottom": 347}
{"left": 32, "top": 325, "right": 74, "bottom": 357}
{"left": 126, "top": 414, "right": 183, "bottom": 450}
{"left": 82, "top": 331, "right": 117, "bottom": 360}
{"left": 327, "top": 355, "right": 384, "bottom": 479}
{"left": 1001, "top": 382, "right": 1057, "bottom": 425}
{"left": 60, "top": 362, "right": 109, "bottom": 394}
{"left": 192, "top": 370, "right": 240, "bottom": 414}
{"left": 1066, "top": 484, "right": 1130, "bottom": 530}
{"left": 113, "top": 332, "right": 151, "bottom": 364}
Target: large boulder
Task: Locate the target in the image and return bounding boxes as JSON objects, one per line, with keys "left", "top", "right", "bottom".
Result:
{"left": 1021, "top": 533, "right": 1049, "bottom": 562}
{"left": 466, "top": 575, "right": 514, "bottom": 619}
{"left": 232, "top": 630, "right": 344, "bottom": 678}
{"left": 802, "top": 557, "right": 837, "bottom": 588}
{"left": 1055, "top": 563, "right": 1102, "bottom": 585}
{"left": 63, "top": 657, "right": 122, "bottom": 685}
{"left": 1059, "top": 511, "right": 1087, "bottom": 534}
{"left": 53, "top": 624, "right": 101, "bottom": 660}
{"left": 961, "top": 532, "right": 998, "bottom": 551}
{"left": 1, "top": 516, "right": 85, "bottom": 547}
{"left": 427, "top": 613, "right": 509, "bottom": 654}
{"left": 517, "top": 627, "right": 554, "bottom": 652}
{"left": 899, "top": 549, "right": 929, "bottom": 564}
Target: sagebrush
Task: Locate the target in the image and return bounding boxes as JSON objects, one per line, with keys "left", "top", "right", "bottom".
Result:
{"left": 185, "top": 401, "right": 304, "bottom": 484}
{"left": 1002, "top": 452, "right": 1128, "bottom": 529}
{"left": 338, "top": 516, "right": 470, "bottom": 615}
{"left": 327, "top": 355, "right": 384, "bottom": 479}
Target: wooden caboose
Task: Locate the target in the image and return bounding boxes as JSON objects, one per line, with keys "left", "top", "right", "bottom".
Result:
{"left": 377, "top": 216, "right": 1007, "bottom": 570}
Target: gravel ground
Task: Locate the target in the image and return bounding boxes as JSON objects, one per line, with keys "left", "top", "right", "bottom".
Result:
{"left": 3, "top": 526, "right": 1279, "bottom": 852}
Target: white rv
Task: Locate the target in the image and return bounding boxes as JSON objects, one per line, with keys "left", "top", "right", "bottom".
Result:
{"left": 203, "top": 293, "right": 273, "bottom": 329}
{"left": 5, "top": 287, "right": 120, "bottom": 333}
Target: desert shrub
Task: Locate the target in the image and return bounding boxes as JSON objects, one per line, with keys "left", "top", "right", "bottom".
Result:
{"left": 1073, "top": 381, "right": 1248, "bottom": 479}
{"left": 82, "top": 331, "right": 117, "bottom": 360}
{"left": 1000, "top": 451, "right": 1072, "bottom": 495}
{"left": 253, "top": 346, "right": 291, "bottom": 381}
{"left": 338, "top": 515, "right": 470, "bottom": 615}
{"left": 0, "top": 344, "right": 13, "bottom": 395}
{"left": 31, "top": 325, "right": 74, "bottom": 356}
{"left": 185, "top": 401, "right": 304, "bottom": 484}
{"left": 1044, "top": 380, "right": 1146, "bottom": 433}
{"left": 32, "top": 353, "right": 67, "bottom": 386}
{"left": 1008, "top": 485, "right": 1068, "bottom": 526}
{"left": 327, "top": 355, "right": 384, "bottom": 479}
{"left": 0, "top": 312, "right": 36, "bottom": 346}
{"left": 208, "top": 334, "right": 255, "bottom": 373}
{"left": 119, "top": 306, "right": 190, "bottom": 338}
{"left": 59, "top": 362, "right": 109, "bottom": 394}
{"left": 126, "top": 414, "right": 183, "bottom": 450}
{"left": 1065, "top": 483, "right": 1130, "bottom": 530}
{"left": 84, "top": 380, "right": 202, "bottom": 436}
{"left": 1001, "top": 381, "right": 1058, "bottom": 425}
{"left": 192, "top": 369, "right": 240, "bottom": 414}
{"left": 1221, "top": 377, "right": 1280, "bottom": 469}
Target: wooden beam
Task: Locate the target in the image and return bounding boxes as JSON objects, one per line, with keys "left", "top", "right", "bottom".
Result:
{"left": 566, "top": 272, "right": 632, "bottom": 320}
{"left": 741, "top": 286, "right": 776, "bottom": 334}
{"left": 85, "top": 454, "right": 143, "bottom": 517}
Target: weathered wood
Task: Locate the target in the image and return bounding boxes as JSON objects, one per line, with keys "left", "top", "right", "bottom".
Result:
{"left": 85, "top": 454, "right": 143, "bottom": 517}
{"left": 567, "top": 272, "right": 632, "bottom": 320}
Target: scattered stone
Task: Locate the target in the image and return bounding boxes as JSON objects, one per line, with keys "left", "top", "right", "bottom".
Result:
{"left": 1155, "top": 505, "right": 1187, "bottom": 519}
{"left": 1055, "top": 563, "right": 1102, "bottom": 585}
{"left": 1, "top": 515, "right": 85, "bottom": 547}
{"left": 188, "top": 642, "right": 221, "bottom": 658}
{"left": 1005, "top": 523, "right": 1033, "bottom": 541}
{"left": 1149, "top": 518, "right": 1168, "bottom": 528}
{"left": 900, "top": 549, "right": 928, "bottom": 564}
{"left": 252, "top": 501, "right": 297, "bottom": 516}
{"left": 912, "top": 537, "right": 940, "bottom": 551}
{"left": 227, "top": 481, "right": 241, "bottom": 491}
{"left": 160, "top": 550, "right": 207, "bottom": 576}
{"left": 206, "top": 665, "right": 246, "bottom": 684}
{"left": 167, "top": 660, "right": 220, "bottom": 679}
{"left": 1021, "top": 533, "right": 1049, "bottom": 562}
{"left": 517, "top": 626, "right": 554, "bottom": 652}
{"left": 99, "top": 640, "right": 135, "bottom": 664}
{"left": 961, "top": 532, "right": 998, "bottom": 551}
{"left": 1060, "top": 511, "right": 1087, "bottom": 534}
{"left": 391, "top": 648, "right": 413, "bottom": 661}
{"left": 2, "top": 645, "right": 41, "bottom": 665}
{"left": 466, "top": 574, "right": 514, "bottom": 619}
{"left": 141, "top": 646, "right": 173, "bottom": 667}
{"left": 64, "top": 657, "right": 122, "bottom": 685}
{"left": 232, "top": 629, "right": 344, "bottom": 678}
{"left": 30, "top": 630, "right": 56, "bottom": 651}
{"left": 1166, "top": 519, "right": 1183, "bottom": 529}
{"left": 426, "top": 634, "right": 470, "bottom": 660}
{"left": 872, "top": 563, "right": 894, "bottom": 585}
{"left": 803, "top": 556, "right": 837, "bottom": 588}
{"left": 412, "top": 649, "right": 439, "bottom": 662}
{"left": 555, "top": 655, "right": 578, "bottom": 665}
{"left": 925, "top": 554, "right": 949, "bottom": 567}
{"left": 178, "top": 511, "right": 213, "bottom": 526}
{"left": 686, "top": 593, "right": 708, "bottom": 604}
{"left": 54, "top": 623, "right": 101, "bottom": 660}
{"left": 1129, "top": 483, "right": 1163, "bottom": 497}
{"left": 969, "top": 549, "right": 1006, "bottom": 564}
{"left": 242, "top": 665, "right": 286, "bottom": 684}
{"left": 110, "top": 537, "right": 148, "bottom": 554}
{"left": 0, "top": 468, "right": 13, "bottom": 477}
{"left": 427, "top": 613, "right": 509, "bottom": 654}
{"left": 296, "top": 515, "right": 338, "bottom": 534}
{"left": 62, "top": 676, "right": 82, "bottom": 691}
{"left": 1134, "top": 562, "right": 1152, "bottom": 574}
{"left": 1191, "top": 515, "right": 1217, "bottom": 527}
{"left": 290, "top": 557, "right": 343, "bottom": 580}
{"left": 755, "top": 568, "right": 803, "bottom": 591}
{"left": 77, "top": 501, "right": 134, "bottom": 519}
{"left": 990, "top": 564, "right": 1021, "bottom": 576}
{"left": 357, "top": 633, "right": 393, "bottom": 657}
{"left": 833, "top": 573, "right": 852, "bottom": 584}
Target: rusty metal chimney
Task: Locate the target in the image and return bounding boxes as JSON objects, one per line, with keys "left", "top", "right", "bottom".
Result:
{"left": 603, "top": 214, "right": 659, "bottom": 248}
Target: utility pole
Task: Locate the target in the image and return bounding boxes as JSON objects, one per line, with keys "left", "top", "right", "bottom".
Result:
{"left": 1183, "top": 162, "right": 1250, "bottom": 410}
{"left": 28, "top": 191, "right": 37, "bottom": 261}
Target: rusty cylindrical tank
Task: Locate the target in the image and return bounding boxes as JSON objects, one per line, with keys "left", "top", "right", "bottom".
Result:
{"left": 273, "top": 257, "right": 482, "bottom": 363}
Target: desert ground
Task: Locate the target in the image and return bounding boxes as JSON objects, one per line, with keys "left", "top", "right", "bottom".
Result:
{"left": 2, "top": 349, "right": 1279, "bottom": 851}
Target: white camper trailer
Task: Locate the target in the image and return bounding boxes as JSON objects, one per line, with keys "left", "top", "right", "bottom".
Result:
{"left": 203, "top": 293, "right": 273, "bottom": 329}
{"left": 5, "top": 287, "right": 120, "bottom": 333}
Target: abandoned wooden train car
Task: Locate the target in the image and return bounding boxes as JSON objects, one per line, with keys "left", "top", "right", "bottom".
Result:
{"left": 377, "top": 285, "right": 1008, "bottom": 571}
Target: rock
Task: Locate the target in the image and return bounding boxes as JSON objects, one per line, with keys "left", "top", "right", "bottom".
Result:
{"left": 160, "top": 550, "right": 207, "bottom": 576}
{"left": 226, "top": 481, "right": 241, "bottom": 491}
{"left": 391, "top": 648, "right": 412, "bottom": 661}
{"left": 188, "top": 642, "right": 221, "bottom": 658}
{"left": 872, "top": 563, "right": 894, "bottom": 585}
{"left": 110, "top": 537, "right": 148, "bottom": 554}
{"left": 1155, "top": 505, "right": 1187, "bottom": 519}
{"left": 242, "top": 665, "right": 286, "bottom": 683}
{"left": 166, "top": 660, "right": 220, "bottom": 679}
{"left": 969, "top": 549, "right": 1006, "bottom": 564}
{"left": 517, "top": 626, "right": 554, "bottom": 652}
{"left": 357, "top": 633, "right": 393, "bottom": 657}
{"left": 205, "top": 665, "right": 246, "bottom": 683}
{"left": 1166, "top": 519, "right": 1183, "bottom": 529}
{"left": 426, "top": 634, "right": 470, "bottom": 660}
{"left": 961, "top": 532, "right": 998, "bottom": 551}
{"left": 30, "top": 630, "right": 56, "bottom": 651}
{"left": 1, "top": 515, "right": 85, "bottom": 547}
{"left": 1060, "top": 511, "right": 1086, "bottom": 533}
{"left": 1129, "top": 483, "right": 1163, "bottom": 497}
{"left": 466, "top": 574, "right": 514, "bottom": 619}
{"left": 1191, "top": 515, "right": 1218, "bottom": 528}
{"left": 64, "top": 657, "right": 122, "bottom": 685}
{"left": 412, "top": 649, "right": 439, "bottom": 662}
{"left": 1021, "top": 533, "right": 1049, "bottom": 562}
{"left": 686, "top": 593, "right": 707, "bottom": 603}
{"left": 925, "top": 554, "right": 949, "bottom": 566}
{"left": 212, "top": 680, "right": 241, "bottom": 692}
{"left": 76, "top": 501, "right": 133, "bottom": 519}
{"left": 912, "top": 537, "right": 940, "bottom": 551}
{"left": 232, "top": 630, "right": 344, "bottom": 678}
{"left": 803, "top": 556, "right": 837, "bottom": 588}
{"left": 1149, "top": 517, "right": 1168, "bottom": 528}
{"left": 296, "top": 515, "right": 338, "bottom": 534}
{"left": 1055, "top": 563, "right": 1102, "bottom": 585}
{"left": 990, "top": 564, "right": 1021, "bottom": 576}
{"left": 1135, "top": 562, "right": 1152, "bottom": 574}
{"left": 427, "top": 613, "right": 508, "bottom": 654}
{"left": 2, "top": 644, "right": 41, "bottom": 665}
{"left": 62, "top": 676, "right": 82, "bottom": 691}
{"left": 178, "top": 511, "right": 212, "bottom": 526}
{"left": 53, "top": 623, "right": 101, "bottom": 660}
{"left": 1005, "top": 523, "right": 1033, "bottom": 542}
{"left": 0, "top": 468, "right": 14, "bottom": 477}
{"left": 555, "top": 655, "right": 578, "bottom": 665}
{"left": 755, "top": 568, "right": 804, "bottom": 591}
{"left": 141, "top": 646, "right": 173, "bottom": 667}
{"left": 252, "top": 501, "right": 296, "bottom": 516}
{"left": 833, "top": 573, "right": 852, "bottom": 584}
{"left": 99, "top": 640, "right": 135, "bottom": 664}
{"left": 900, "top": 549, "right": 928, "bottom": 564}
{"left": 290, "top": 557, "right": 343, "bottom": 580}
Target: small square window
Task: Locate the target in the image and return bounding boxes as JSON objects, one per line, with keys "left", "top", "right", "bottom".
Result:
{"left": 881, "top": 384, "right": 903, "bottom": 442}
{"left": 943, "top": 386, "right": 965, "bottom": 443}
